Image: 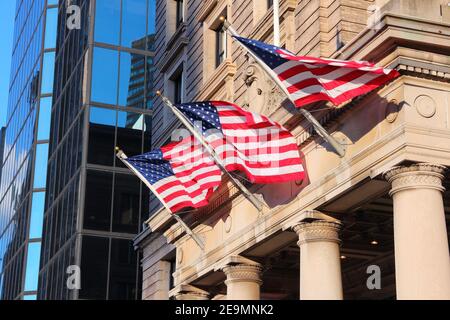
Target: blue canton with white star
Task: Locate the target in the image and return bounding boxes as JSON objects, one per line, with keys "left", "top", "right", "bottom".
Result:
{"left": 126, "top": 149, "right": 175, "bottom": 184}
{"left": 175, "top": 102, "right": 222, "bottom": 134}
{"left": 234, "top": 36, "right": 293, "bottom": 69}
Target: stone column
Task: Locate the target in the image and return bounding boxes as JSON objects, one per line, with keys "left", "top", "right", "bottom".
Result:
{"left": 384, "top": 163, "right": 450, "bottom": 300}
{"left": 293, "top": 220, "right": 343, "bottom": 300}
{"left": 170, "top": 284, "right": 210, "bottom": 300}
{"left": 221, "top": 256, "right": 263, "bottom": 300}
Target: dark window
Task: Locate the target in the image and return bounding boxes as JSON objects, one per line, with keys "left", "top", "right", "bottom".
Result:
{"left": 108, "top": 239, "right": 138, "bottom": 300}
{"left": 84, "top": 170, "right": 113, "bottom": 231}
{"left": 112, "top": 173, "right": 141, "bottom": 233}
{"left": 79, "top": 236, "right": 109, "bottom": 300}
{"left": 173, "top": 72, "right": 183, "bottom": 104}
{"left": 176, "top": 0, "right": 184, "bottom": 28}
{"left": 216, "top": 23, "right": 227, "bottom": 67}
{"left": 169, "top": 259, "right": 176, "bottom": 289}
{"left": 88, "top": 107, "right": 116, "bottom": 166}
{"left": 116, "top": 110, "right": 144, "bottom": 168}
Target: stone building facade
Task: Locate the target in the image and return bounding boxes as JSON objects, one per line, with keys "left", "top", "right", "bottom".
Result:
{"left": 135, "top": 0, "right": 450, "bottom": 300}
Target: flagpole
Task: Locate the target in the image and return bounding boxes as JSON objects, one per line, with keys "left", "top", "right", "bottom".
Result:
{"left": 221, "top": 18, "right": 346, "bottom": 158}
{"left": 156, "top": 92, "right": 264, "bottom": 212}
{"left": 115, "top": 147, "right": 206, "bottom": 250}
{"left": 273, "top": 0, "right": 280, "bottom": 46}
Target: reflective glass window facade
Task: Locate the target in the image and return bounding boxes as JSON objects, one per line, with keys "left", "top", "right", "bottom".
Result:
{"left": 1, "top": 0, "right": 156, "bottom": 300}
{"left": 37, "top": 0, "right": 155, "bottom": 300}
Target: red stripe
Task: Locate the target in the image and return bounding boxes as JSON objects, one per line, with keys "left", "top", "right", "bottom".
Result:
{"left": 224, "top": 163, "right": 305, "bottom": 184}
{"left": 293, "top": 69, "right": 399, "bottom": 107}
{"left": 163, "top": 180, "right": 220, "bottom": 203}
{"left": 278, "top": 64, "right": 339, "bottom": 82}
{"left": 215, "top": 143, "right": 299, "bottom": 159}
{"left": 286, "top": 69, "right": 368, "bottom": 94}
{"left": 217, "top": 110, "right": 243, "bottom": 117}
{"left": 172, "top": 162, "right": 218, "bottom": 177}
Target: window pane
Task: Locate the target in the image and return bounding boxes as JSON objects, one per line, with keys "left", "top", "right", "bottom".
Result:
{"left": 41, "top": 52, "right": 55, "bottom": 94}
{"left": 91, "top": 47, "right": 119, "bottom": 105}
{"left": 122, "top": 0, "right": 147, "bottom": 48}
{"left": 148, "top": 0, "right": 156, "bottom": 35}
{"left": 143, "top": 114, "right": 152, "bottom": 152}
{"left": 112, "top": 174, "right": 140, "bottom": 233}
{"left": 116, "top": 111, "right": 143, "bottom": 167}
{"left": 84, "top": 170, "right": 113, "bottom": 231}
{"left": 88, "top": 107, "right": 116, "bottom": 166}
{"left": 44, "top": 8, "right": 58, "bottom": 49}
{"left": 79, "top": 236, "right": 109, "bottom": 299}
{"left": 94, "top": 0, "right": 121, "bottom": 45}
{"left": 33, "top": 143, "right": 49, "bottom": 189}
{"left": 38, "top": 98, "right": 52, "bottom": 141}
{"left": 24, "top": 242, "right": 41, "bottom": 292}
{"left": 176, "top": 0, "right": 184, "bottom": 28}
{"left": 118, "top": 52, "right": 146, "bottom": 108}
{"left": 30, "top": 192, "right": 45, "bottom": 239}
{"left": 109, "top": 239, "right": 137, "bottom": 300}
{"left": 145, "top": 56, "right": 155, "bottom": 109}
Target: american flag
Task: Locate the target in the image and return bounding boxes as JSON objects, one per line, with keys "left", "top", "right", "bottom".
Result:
{"left": 174, "top": 101, "right": 305, "bottom": 183}
{"left": 124, "top": 136, "right": 222, "bottom": 213}
{"left": 234, "top": 36, "right": 400, "bottom": 108}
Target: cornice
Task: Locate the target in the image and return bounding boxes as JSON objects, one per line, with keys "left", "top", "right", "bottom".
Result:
{"left": 196, "top": 59, "right": 237, "bottom": 101}
{"left": 196, "top": 0, "right": 218, "bottom": 23}
{"left": 158, "top": 25, "right": 188, "bottom": 73}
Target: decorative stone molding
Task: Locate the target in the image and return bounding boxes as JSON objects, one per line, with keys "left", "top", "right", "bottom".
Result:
{"left": 414, "top": 95, "right": 436, "bottom": 118}
{"left": 224, "top": 216, "right": 232, "bottom": 233}
{"left": 223, "top": 264, "right": 263, "bottom": 286}
{"left": 293, "top": 220, "right": 342, "bottom": 246}
{"left": 197, "top": 59, "right": 236, "bottom": 101}
{"left": 158, "top": 35, "right": 189, "bottom": 73}
{"left": 397, "top": 64, "right": 450, "bottom": 81}
{"left": 384, "top": 163, "right": 446, "bottom": 196}
{"left": 170, "top": 284, "right": 210, "bottom": 300}
{"left": 177, "top": 248, "right": 184, "bottom": 264}
{"left": 218, "top": 256, "right": 263, "bottom": 286}
{"left": 385, "top": 100, "right": 399, "bottom": 123}
{"left": 242, "top": 59, "right": 285, "bottom": 115}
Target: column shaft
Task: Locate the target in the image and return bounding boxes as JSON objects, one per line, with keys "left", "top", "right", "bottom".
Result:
{"left": 385, "top": 164, "right": 450, "bottom": 299}
{"left": 294, "top": 220, "right": 343, "bottom": 300}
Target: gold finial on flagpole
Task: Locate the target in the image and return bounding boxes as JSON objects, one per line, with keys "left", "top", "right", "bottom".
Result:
{"left": 156, "top": 90, "right": 162, "bottom": 96}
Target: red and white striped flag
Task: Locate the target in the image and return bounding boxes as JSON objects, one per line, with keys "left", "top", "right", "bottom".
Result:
{"left": 234, "top": 36, "right": 400, "bottom": 108}
{"left": 174, "top": 101, "right": 305, "bottom": 184}
{"left": 124, "top": 136, "right": 222, "bottom": 213}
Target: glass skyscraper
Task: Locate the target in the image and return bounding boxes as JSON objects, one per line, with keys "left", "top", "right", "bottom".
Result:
{"left": 0, "top": 0, "right": 58, "bottom": 300}
{"left": 0, "top": 0, "right": 156, "bottom": 300}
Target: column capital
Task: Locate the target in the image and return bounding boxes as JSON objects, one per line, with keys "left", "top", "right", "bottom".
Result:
{"left": 169, "top": 284, "right": 209, "bottom": 300}
{"left": 384, "top": 163, "right": 446, "bottom": 196}
{"left": 293, "top": 220, "right": 342, "bottom": 246}
{"left": 219, "top": 256, "right": 263, "bottom": 286}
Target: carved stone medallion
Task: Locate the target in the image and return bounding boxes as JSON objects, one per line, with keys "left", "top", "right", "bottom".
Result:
{"left": 414, "top": 95, "right": 436, "bottom": 118}
{"left": 385, "top": 100, "right": 399, "bottom": 123}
